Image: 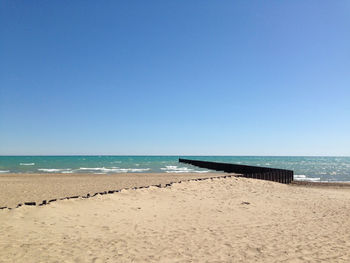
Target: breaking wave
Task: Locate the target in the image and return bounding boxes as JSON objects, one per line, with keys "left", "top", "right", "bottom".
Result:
{"left": 160, "top": 165, "right": 209, "bottom": 173}
{"left": 294, "top": 174, "right": 321, "bottom": 182}
{"left": 38, "top": 168, "right": 72, "bottom": 173}
{"left": 79, "top": 167, "right": 150, "bottom": 173}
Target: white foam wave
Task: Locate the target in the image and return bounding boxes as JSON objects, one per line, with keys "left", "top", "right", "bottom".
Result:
{"left": 115, "top": 168, "right": 150, "bottom": 173}
{"left": 38, "top": 168, "right": 72, "bottom": 173}
{"left": 162, "top": 166, "right": 192, "bottom": 172}
{"left": 61, "top": 170, "right": 73, "bottom": 174}
{"left": 79, "top": 167, "right": 106, "bottom": 171}
{"left": 0, "top": 170, "right": 10, "bottom": 173}
{"left": 20, "top": 163, "right": 35, "bottom": 166}
{"left": 294, "top": 174, "right": 321, "bottom": 182}
{"left": 161, "top": 166, "right": 193, "bottom": 172}
{"left": 79, "top": 167, "right": 150, "bottom": 173}
{"left": 161, "top": 166, "right": 209, "bottom": 173}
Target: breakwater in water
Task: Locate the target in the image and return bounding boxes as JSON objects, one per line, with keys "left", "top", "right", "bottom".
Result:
{"left": 1, "top": 156, "right": 349, "bottom": 182}
{"left": 179, "top": 158, "right": 294, "bottom": 184}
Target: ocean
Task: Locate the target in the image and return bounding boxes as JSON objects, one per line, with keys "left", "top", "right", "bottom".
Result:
{"left": 0, "top": 156, "right": 349, "bottom": 182}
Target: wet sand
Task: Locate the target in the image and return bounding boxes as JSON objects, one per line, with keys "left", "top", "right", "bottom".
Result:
{"left": 291, "top": 180, "right": 350, "bottom": 188}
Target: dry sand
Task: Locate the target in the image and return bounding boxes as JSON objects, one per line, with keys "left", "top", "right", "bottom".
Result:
{"left": 1, "top": 176, "right": 350, "bottom": 262}
{"left": 0, "top": 173, "right": 223, "bottom": 208}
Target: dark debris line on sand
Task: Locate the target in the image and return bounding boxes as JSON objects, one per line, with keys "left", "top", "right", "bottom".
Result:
{"left": 1, "top": 175, "right": 236, "bottom": 210}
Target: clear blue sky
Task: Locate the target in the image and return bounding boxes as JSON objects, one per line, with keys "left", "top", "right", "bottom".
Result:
{"left": 1, "top": 1, "right": 349, "bottom": 156}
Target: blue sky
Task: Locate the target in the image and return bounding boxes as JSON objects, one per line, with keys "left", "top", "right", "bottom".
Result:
{"left": 1, "top": 1, "right": 349, "bottom": 155}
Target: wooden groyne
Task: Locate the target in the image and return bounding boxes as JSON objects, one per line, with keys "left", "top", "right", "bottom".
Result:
{"left": 179, "top": 158, "right": 293, "bottom": 184}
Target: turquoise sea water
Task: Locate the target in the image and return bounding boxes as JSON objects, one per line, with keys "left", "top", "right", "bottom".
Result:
{"left": 0, "top": 156, "right": 350, "bottom": 182}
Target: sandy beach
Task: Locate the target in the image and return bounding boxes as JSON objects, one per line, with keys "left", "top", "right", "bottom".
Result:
{"left": 0, "top": 173, "right": 222, "bottom": 209}
{"left": 1, "top": 176, "right": 350, "bottom": 262}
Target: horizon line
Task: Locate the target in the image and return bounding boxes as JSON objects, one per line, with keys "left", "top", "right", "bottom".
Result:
{"left": 0, "top": 154, "right": 349, "bottom": 157}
